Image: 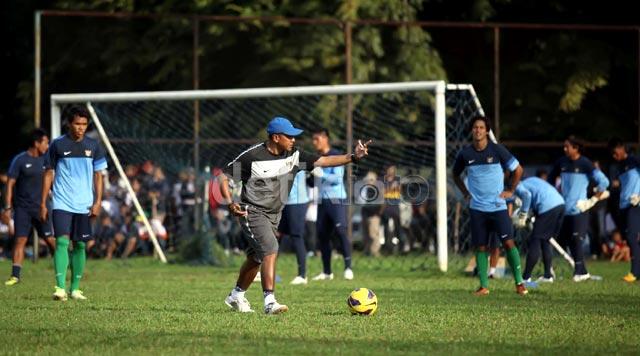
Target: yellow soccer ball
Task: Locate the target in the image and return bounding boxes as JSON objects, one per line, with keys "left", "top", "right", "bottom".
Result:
{"left": 347, "top": 288, "right": 378, "bottom": 315}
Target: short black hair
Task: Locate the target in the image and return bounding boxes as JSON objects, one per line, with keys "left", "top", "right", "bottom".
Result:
{"left": 468, "top": 116, "right": 492, "bottom": 134}
{"left": 311, "top": 127, "right": 330, "bottom": 138}
{"left": 30, "top": 128, "right": 48, "bottom": 147}
{"left": 64, "top": 105, "right": 90, "bottom": 123}
{"left": 535, "top": 168, "right": 547, "bottom": 178}
{"left": 565, "top": 135, "right": 584, "bottom": 153}
{"left": 608, "top": 137, "right": 625, "bottom": 152}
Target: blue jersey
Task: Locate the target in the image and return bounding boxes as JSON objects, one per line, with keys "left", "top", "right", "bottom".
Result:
{"left": 7, "top": 151, "right": 49, "bottom": 210}
{"left": 612, "top": 154, "right": 640, "bottom": 209}
{"left": 515, "top": 177, "right": 564, "bottom": 215}
{"left": 548, "top": 156, "right": 609, "bottom": 216}
{"left": 286, "top": 171, "right": 310, "bottom": 205}
{"left": 453, "top": 141, "right": 520, "bottom": 212}
{"left": 44, "top": 135, "right": 108, "bottom": 214}
{"left": 319, "top": 148, "right": 347, "bottom": 200}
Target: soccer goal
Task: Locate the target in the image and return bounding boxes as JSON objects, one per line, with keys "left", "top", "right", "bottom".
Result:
{"left": 51, "top": 81, "right": 485, "bottom": 270}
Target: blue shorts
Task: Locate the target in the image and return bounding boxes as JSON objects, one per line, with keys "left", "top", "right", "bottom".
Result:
{"left": 620, "top": 206, "right": 640, "bottom": 240}
{"left": 52, "top": 209, "right": 93, "bottom": 242}
{"left": 530, "top": 204, "right": 565, "bottom": 241}
{"left": 560, "top": 213, "right": 589, "bottom": 241}
{"left": 469, "top": 209, "right": 513, "bottom": 247}
{"left": 278, "top": 203, "right": 308, "bottom": 238}
{"left": 13, "top": 207, "right": 53, "bottom": 239}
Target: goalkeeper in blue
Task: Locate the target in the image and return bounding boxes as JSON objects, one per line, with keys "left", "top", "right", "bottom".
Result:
{"left": 513, "top": 173, "right": 565, "bottom": 284}
{"left": 453, "top": 116, "right": 528, "bottom": 296}
{"left": 548, "top": 136, "right": 609, "bottom": 282}
{"left": 608, "top": 138, "right": 640, "bottom": 283}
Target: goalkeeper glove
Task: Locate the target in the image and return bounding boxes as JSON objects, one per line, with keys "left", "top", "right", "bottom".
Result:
{"left": 630, "top": 194, "right": 640, "bottom": 207}
{"left": 576, "top": 190, "right": 610, "bottom": 212}
{"left": 514, "top": 212, "right": 528, "bottom": 228}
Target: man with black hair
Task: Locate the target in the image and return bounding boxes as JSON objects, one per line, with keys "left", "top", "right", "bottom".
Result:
{"left": 453, "top": 116, "right": 528, "bottom": 296}
{"left": 607, "top": 138, "right": 640, "bottom": 283}
{"left": 2, "top": 129, "right": 55, "bottom": 286}
{"left": 41, "top": 105, "right": 108, "bottom": 301}
{"left": 548, "top": 136, "right": 609, "bottom": 282}
{"left": 310, "top": 127, "right": 354, "bottom": 281}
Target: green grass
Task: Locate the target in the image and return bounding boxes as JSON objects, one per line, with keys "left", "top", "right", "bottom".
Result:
{"left": 0, "top": 254, "right": 639, "bottom": 355}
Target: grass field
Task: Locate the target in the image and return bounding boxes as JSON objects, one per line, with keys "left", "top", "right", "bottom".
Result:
{"left": 1, "top": 254, "right": 639, "bottom": 355}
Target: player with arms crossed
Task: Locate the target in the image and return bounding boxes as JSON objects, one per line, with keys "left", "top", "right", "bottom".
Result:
{"left": 219, "top": 117, "right": 370, "bottom": 314}
{"left": 453, "top": 116, "right": 528, "bottom": 296}
{"left": 3, "top": 129, "right": 55, "bottom": 286}
{"left": 513, "top": 173, "right": 565, "bottom": 284}
{"left": 548, "top": 136, "right": 609, "bottom": 282}
{"left": 41, "top": 105, "right": 108, "bottom": 301}
{"left": 608, "top": 138, "right": 640, "bottom": 283}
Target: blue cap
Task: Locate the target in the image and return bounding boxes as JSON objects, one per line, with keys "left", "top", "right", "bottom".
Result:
{"left": 267, "top": 117, "right": 304, "bottom": 136}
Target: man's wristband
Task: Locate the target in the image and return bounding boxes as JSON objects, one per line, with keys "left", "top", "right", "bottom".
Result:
{"left": 350, "top": 153, "right": 360, "bottom": 163}
{"left": 3, "top": 205, "right": 12, "bottom": 211}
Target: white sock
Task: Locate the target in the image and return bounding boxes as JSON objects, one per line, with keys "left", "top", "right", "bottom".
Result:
{"left": 489, "top": 267, "right": 496, "bottom": 275}
{"left": 231, "top": 286, "right": 245, "bottom": 299}
{"left": 264, "top": 293, "right": 276, "bottom": 306}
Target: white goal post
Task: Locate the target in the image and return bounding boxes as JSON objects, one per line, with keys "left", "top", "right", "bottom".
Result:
{"left": 51, "top": 81, "right": 484, "bottom": 271}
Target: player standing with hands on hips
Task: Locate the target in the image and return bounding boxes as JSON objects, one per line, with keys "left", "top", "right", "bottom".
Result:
{"left": 41, "top": 105, "right": 108, "bottom": 301}
{"left": 219, "top": 117, "right": 370, "bottom": 314}
{"left": 453, "top": 116, "right": 528, "bottom": 296}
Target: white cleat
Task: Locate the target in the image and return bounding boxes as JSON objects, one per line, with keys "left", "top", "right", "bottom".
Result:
{"left": 264, "top": 301, "right": 289, "bottom": 315}
{"left": 52, "top": 287, "right": 68, "bottom": 301}
{"left": 312, "top": 273, "right": 334, "bottom": 281}
{"left": 290, "top": 276, "right": 308, "bottom": 285}
{"left": 537, "top": 276, "right": 554, "bottom": 283}
{"left": 70, "top": 290, "right": 88, "bottom": 301}
{"left": 573, "top": 273, "right": 591, "bottom": 282}
{"left": 344, "top": 268, "right": 354, "bottom": 280}
{"left": 225, "top": 294, "right": 254, "bottom": 313}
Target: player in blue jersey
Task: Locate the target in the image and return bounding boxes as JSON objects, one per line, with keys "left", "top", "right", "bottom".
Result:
{"left": 548, "top": 136, "right": 609, "bottom": 282}
{"left": 514, "top": 172, "right": 565, "bottom": 284}
{"left": 310, "top": 128, "right": 354, "bottom": 281}
{"left": 2, "top": 129, "right": 55, "bottom": 286}
{"left": 278, "top": 170, "right": 310, "bottom": 285}
{"left": 608, "top": 138, "right": 640, "bottom": 283}
{"left": 453, "top": 116, "right": 527, "bottom": 296}
{"left": 40, "top": 105, "right": 108, "bottom": 301}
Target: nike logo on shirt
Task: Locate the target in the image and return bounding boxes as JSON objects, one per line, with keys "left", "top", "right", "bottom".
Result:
{"left": 468, "top": 160, "right": 475, "bottom": 164}
{"left": 64, "top": 151, "right": 71, "bottom": 156}
{"left": 25, "top": 164, "right": 32, "bottom": 168}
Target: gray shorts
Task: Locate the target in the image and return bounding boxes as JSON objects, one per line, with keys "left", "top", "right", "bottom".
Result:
{"left": 241, "top": 206, "right": 281, "bottom": 263}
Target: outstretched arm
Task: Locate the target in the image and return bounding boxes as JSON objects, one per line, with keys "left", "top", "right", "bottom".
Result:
{"left": 314, "top": 140, "right": 372, "bottom": 167}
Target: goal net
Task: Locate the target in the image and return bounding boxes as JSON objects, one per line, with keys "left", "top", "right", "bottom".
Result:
{"left": 51, "top": 82, "right": 484, "bottom": 271}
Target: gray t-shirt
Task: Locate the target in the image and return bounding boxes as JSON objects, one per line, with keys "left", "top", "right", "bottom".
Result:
{"left": 223, "top": 142, "right": 319, "bottom": 214}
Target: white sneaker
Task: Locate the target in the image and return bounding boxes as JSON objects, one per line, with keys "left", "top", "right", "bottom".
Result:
{"left": 254, "top": 272, "right": 261, "bottom": 282}
{"left": 537, "top": 276, "right": 554, "bottom": 283}
{"left": 224, "top": 294, "right": 254, "bottom": 313}
{"left": 70, "top": 290, "right": 88, "bottom": 300}
{"left": 52, "top": 287, "right": 68, "bottom": 301}
{"left": 573, "top": 273, "right": 591, "bottom": 282}
{"left": 290, "top": 276, "right": 308, "bottom": 285}
{"left": 344, "top": 268, "right": 354, "bottom": 280}
{"left": 312, "top": 273, "right": 334, "bottom": 281}
{"left": 264, "top": 301, "right": 289, "bottom": 315}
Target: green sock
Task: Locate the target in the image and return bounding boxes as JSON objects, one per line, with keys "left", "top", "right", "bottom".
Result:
{"left": 70, "top": 241, "right": 87, "bottom": 292}
{"left": 54, "top": 237, "right": 70, "bottom": 289}
{"left": 475, "top": 250, "right": 489, "bottom": 288}
{"left": 506, "top": 246, "right": 524, "bottom": 285}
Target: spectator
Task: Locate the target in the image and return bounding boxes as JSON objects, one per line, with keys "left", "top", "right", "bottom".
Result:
{"left": 360, "top": 171, "right": 382, "bottom": 257}
{"left": 608, "top": 229, "right": 631, "bottom": 262}
{"left": 380, "top": 164, "right": 407, "bottom": 254}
